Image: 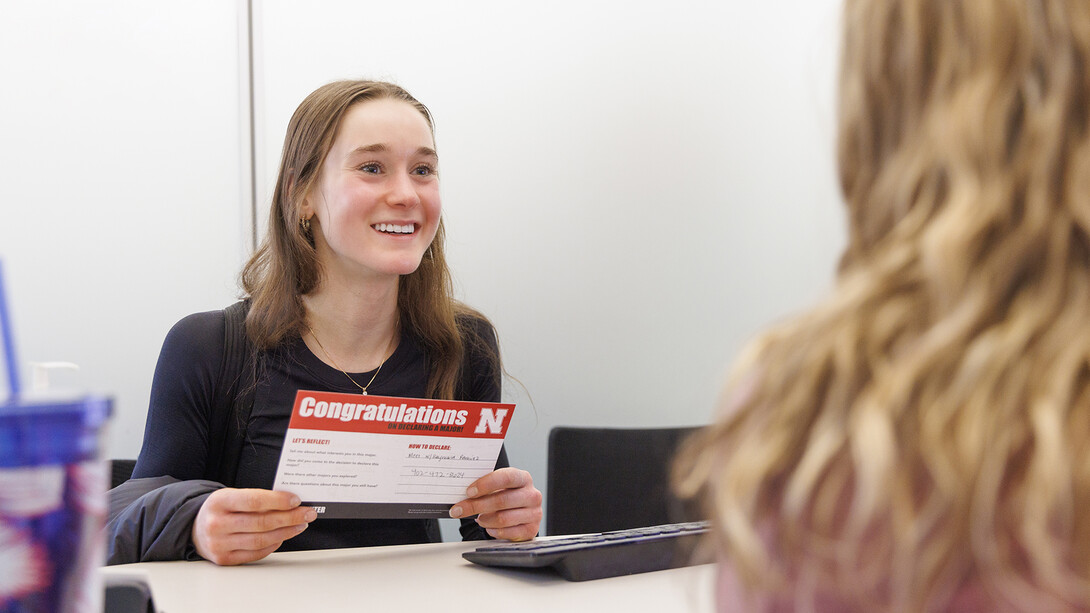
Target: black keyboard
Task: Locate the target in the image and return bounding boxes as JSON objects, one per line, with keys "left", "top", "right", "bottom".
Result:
{"left": 462, "top": 521, "right": 712, "bottom": 581}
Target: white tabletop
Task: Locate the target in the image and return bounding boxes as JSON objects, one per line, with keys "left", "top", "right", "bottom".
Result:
{"left": 102, "top": 539, "right": 717, "bottom": 613}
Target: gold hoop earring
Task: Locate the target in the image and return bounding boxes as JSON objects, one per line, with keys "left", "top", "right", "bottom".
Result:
{"left": 300, "top": 217, "right": 311, "bottom": 232}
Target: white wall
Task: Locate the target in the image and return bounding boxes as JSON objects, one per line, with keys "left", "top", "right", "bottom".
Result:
{"left": 255, "top": 0, "right": 846, "bottom": 535}
{"left": 0, "top": 1, "right": 250, "bottom": 458}
{"left": 2, "top": 0, "right": 845, "bottom": 535}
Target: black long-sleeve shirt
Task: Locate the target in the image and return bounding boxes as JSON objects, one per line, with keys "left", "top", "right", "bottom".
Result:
{"left": 109, "top": 305, "right": 504, "bottom": 563}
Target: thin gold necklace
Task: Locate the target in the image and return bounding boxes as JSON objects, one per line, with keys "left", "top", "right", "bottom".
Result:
{"left": 308, "top": 323, "right": 397, "bottom": 395}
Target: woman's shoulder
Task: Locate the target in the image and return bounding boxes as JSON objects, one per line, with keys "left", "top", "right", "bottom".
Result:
{"left": 454, "top": 306, "right": 497, "bottom": 348}
{"left": 450, "top": 306, "right": 501, "bottom": 402}
{"left": 164, "top": 309, "right": 220, "bottom": 345}
{"left": 159, "top": 301, "right": 247, "bottom": 367}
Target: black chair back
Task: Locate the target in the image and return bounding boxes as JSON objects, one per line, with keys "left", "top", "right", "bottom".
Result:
{"left": 546, "top": 425, "right": 704, "bottom": 536}
{"left": 109, "top": 459, "right": 138, "bottom": 489}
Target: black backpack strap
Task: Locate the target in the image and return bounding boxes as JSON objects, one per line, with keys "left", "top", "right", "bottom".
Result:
{"left": 205, "top": 300, "right": 256, "bottom": 485}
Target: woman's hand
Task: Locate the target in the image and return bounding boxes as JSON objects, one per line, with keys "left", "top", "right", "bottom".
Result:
{"left": 191, "top": 488, "right": 317, "bottom": 565}
{"left": 449, "top": 467, "right": 542, "bottom": 541}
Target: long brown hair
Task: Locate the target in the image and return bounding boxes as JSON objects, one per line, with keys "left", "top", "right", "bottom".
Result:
{"left": 675, "top": 1, "right": 1090, "bottom": 610}
{"left": 241, "top": 79, "right": 492, "bottom": 399}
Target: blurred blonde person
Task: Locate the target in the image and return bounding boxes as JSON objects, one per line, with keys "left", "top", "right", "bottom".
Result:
{"left": 675, "top": 1, "right": 1090, "bottom": 611}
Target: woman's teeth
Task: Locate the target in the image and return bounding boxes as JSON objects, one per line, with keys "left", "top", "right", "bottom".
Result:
{"left": 374, "top": 223, "right": 414, "bottom": 234}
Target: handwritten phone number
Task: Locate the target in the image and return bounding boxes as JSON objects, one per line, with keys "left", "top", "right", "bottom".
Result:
{"left": 409, "top": 469, "right": 466, "bottom": 479}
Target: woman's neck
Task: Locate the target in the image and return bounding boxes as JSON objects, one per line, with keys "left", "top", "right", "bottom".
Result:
{"left": 302, "top": 277, "right": 400, "bottom": 373}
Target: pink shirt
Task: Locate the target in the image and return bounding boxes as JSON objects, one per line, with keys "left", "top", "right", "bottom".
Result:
{"left": 716, "top": 556, "right": 1053, "bottom": 612}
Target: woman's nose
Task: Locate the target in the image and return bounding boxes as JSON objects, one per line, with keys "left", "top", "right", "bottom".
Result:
{"left": 385, "top": 171, "right": 421, "bottom": 208}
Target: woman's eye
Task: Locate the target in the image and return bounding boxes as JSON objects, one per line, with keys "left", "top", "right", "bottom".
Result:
{"left": 412, "top": 165, "right": 435, "bottom": 176}
{"left": 359, "top": 163, "right": 381, "bottom": 174}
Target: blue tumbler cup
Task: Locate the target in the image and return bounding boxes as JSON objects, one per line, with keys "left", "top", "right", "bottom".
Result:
{"left": 0, "top": 395, "right": 112, "bottom": 613}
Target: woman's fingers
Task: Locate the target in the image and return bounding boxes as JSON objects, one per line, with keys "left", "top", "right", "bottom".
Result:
{"left": 450, "top": 467, "right": 542, "bottom": 540}
{"left": 192, "top": 488, "right": 317, "bottom": 565}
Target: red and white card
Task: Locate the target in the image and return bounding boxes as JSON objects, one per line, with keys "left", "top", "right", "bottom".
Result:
{"left": 272, "top": 391, "right": 514, "bottom": 519}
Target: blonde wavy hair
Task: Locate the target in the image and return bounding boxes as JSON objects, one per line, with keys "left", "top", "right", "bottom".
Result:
{"left": 674, "top": 0, "right": 1090, "bottom": 610}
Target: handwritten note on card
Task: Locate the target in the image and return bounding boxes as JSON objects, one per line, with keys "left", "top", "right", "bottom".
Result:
{"left": 272, "top": 391, "right": 514, "bottom": 519}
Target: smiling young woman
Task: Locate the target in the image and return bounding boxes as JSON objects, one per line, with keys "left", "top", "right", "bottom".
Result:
{"left": 106, "top": 80, "right": 542, "bottom": 566}
{"left": 301, "top": 99, "right": 442, "bottom": 286}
